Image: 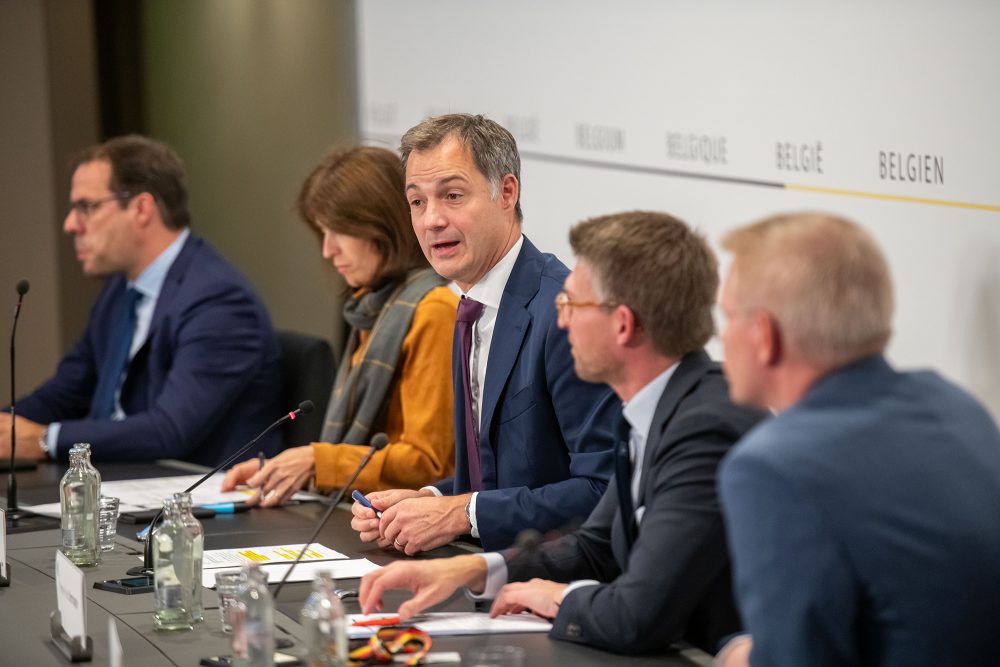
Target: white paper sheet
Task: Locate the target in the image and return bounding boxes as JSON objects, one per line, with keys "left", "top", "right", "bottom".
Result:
{"left": 347, "top": 612, "right": 552, "bottom": 639}
{"left": 98, "top": 473, "right": 313, "bottom": 508}
{"left": 202, "top": 543, "right": 347, "bottom": 569}
{"left": 20, "top": 501, "right": 147, "bottom": 519}
{"left": 23, "top": 473, "right": 314, "bottom": 518}
{"left": 202, "top": 557, "right": 381, "bottom": 588}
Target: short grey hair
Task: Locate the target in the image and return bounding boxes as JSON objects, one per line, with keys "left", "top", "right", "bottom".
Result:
{"left": 722, "top": 212, "right": 894, "bottom": 368}
{"left": 400, "top": 114, "right": 523, "bottom": 221}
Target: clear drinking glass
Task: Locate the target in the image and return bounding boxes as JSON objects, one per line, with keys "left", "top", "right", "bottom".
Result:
{"left": 98, "top": 496, "right": 120, "bottom": 551}
{"left": 215, "top": 570, "right": 243, "bottom": 633}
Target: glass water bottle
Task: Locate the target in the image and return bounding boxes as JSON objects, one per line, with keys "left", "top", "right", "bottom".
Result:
{"left": 231, "top": 562, "right": 275, "bottom": 667}
{"left": 59, "top": 447, "right": 100, "bottom": 566}
{"left": 174, "top": 492, "right": 205, "bottom": 623}
{"left": 300, "top": 571, "right": 347, "bottom": 667}
{"left": 153, "top": 495, "right": 195, "bottom": 631}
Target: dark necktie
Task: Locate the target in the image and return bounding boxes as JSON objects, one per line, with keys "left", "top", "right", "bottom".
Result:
{"left": 613, "top": 411, "right": 636, "bottom": 551}
{"left": 456, "top": 296, "right": 485, "bottom": 491}
{"left": 92, "top": 287, "right": 142, "bottom": 419}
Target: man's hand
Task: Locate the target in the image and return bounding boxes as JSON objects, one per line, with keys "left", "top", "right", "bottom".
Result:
{"left": 0, "top": 413, "right": 47, "bottom": 460}
{"left": 714, "top": 634, "right": 752, "bottom": 667}
{"left": 221, "top": 446, "right": 315, "bottom": 507}
{"left": 359, "top": 555, "right": 487, "bottom": 619}
{"left": 350, "top": 488, "right": 433, "bottom": 546}
{"left": 379, "top": 493, "right": 472, "bottom": 555}
{"left": 489, "top": 579, "right": 567, "bottom": 620}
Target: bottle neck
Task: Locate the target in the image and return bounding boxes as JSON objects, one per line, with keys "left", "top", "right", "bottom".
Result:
{"left": 313, "top": 572, "right": 336, "bottom": 594}
{"left": 162, "top": 498, "right": 182, "bottom": 521}
{"left": 67, "top": 451, "right": 84, "bottom": 469}
{"left": 173, "top": 492, "right": 194, "bottom": 518}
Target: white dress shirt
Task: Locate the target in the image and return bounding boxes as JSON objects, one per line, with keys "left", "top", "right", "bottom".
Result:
{"left": 421, "top": 235, "right": 524, "bottom": 539}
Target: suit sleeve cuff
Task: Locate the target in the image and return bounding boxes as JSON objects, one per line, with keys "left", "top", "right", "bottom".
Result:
{"left": 466, "top": 552, "right": 508, "bottom": 600}
{"left": 46, "top": 422, "right": 62, "bottom": 458}
{"left": 560, "top": 579, "right": 600, "bottom": 602}
{"left": 468, "top": 491, "right": 480, "bottom": 538}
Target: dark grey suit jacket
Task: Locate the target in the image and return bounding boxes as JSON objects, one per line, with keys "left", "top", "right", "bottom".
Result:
{"left": 503, "top": 350, "right": 766, "bottom": 655}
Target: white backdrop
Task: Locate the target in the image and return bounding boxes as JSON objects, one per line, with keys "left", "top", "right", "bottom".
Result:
{"left": 356, "top": 0, "right": 1000, "bottom": 417}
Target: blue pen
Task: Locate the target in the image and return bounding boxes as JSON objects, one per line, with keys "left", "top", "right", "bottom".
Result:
{"left": 351, "top": 490, "right": 382, "bottom": 518}
{"left": 202, "top": 502, "right": 251, "bottom": 514}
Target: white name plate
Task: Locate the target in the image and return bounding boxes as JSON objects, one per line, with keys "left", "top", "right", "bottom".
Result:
{"left": 1, "top": 507, "right": 7, "bottom": 580}
{"left": 55, "top": 550, "right": 87, "bottom": 640}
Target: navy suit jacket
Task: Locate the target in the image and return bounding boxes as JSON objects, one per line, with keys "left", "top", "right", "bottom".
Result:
{"left": 504, "top": 351, "right": 766, "bottom": 654}
{"left": 17, "top": 235, "right": 284, "bottom": 465}
{"left": 435, "top": 236, "right": 619, "bottom": 550}
{"left": 720, "top": 355, "right": 1000, "bottom": 666}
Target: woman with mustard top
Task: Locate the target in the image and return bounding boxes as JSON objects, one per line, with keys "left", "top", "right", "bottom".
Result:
{"left": 221, "top": 146, "right": 457, "bottom": 505}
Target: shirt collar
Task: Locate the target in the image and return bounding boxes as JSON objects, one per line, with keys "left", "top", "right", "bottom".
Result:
{"left": 463, "top": 234, "right": 524, "bottom": 309}
{"left": 129, "top": 228, "right": 190, "bottom": 300}
{"left": 622, "top": 360, "right": 681, "bottom": 440}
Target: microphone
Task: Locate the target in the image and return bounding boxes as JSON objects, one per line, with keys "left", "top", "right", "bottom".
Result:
{"left": 121, "top": 400, "right": 315, "bottom": 579}
{"left": 6, "top": 279, "right": 33, "bottom": 519}
{"left": 273, "top": 432, "right": 389, "bottom": 598}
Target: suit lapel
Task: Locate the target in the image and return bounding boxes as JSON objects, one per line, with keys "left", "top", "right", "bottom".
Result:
{"left": 636, "top": 350, "right": 713, "bottom": 499}
{"left": 135, "top": 235, "right": 197, "bottom": 361}
{"left": 479, "top": 240, "right": 542, "bottom": 451}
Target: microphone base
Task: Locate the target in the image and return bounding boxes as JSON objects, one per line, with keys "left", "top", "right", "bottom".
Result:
{"left": 5, "top": 509, "right": 59, "bottom": 535}
{"left": 125, "top": 565, "right": 154, "bottom": 577}
{"left": 94, "top": 574, "right": 154, "bottom": 595}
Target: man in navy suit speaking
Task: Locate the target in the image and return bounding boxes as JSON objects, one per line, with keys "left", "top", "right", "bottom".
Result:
{"left": 0, "top": 136, "right": 282, "bottom": 466}
{"left": 351, "top": 114, "right": 618, "bottom": 552}
{"left": 716, "top": 212, "right": 1000, "bottom": 666}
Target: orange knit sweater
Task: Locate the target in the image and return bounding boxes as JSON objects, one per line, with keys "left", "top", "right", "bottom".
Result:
{"left": 311, "top": 285, "right": 457, "bottom": 492}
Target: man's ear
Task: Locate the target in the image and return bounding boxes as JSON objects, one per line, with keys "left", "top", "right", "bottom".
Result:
{"left": 130, "top": 192, "right": 158, "bottom": 228}
{"left": 616, "top": 304, "right": 642, "bottom": 348}
{"left": 498, "top": 173, "right": 519, "bottom": 213}
{"left": 752, "top": 310, "right": 783, "bottom": 367}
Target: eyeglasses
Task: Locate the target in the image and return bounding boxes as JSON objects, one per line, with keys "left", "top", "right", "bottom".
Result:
{"left": 67, "top": 193, "right": 132, "bottom": 222}
{"left": 554, "top": 291, "right": 618, "bottom": 318}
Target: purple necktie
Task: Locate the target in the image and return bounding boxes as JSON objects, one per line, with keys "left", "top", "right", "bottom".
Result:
{"left": 457, "top": 296, "right": 485, "bottom": 491}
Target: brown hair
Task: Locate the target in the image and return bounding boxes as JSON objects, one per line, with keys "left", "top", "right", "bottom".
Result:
{"left": 570, "top": 210, "right": 718, "bottom": 357}
{"left": 72, "top": 134, "right": 190, "bottom": 229}
{"left": 721, "top": 212, "right": 894, "bottom": 367}
{"left": 297, "top": 145, "right": 429, "bottom": 285}
{"left": 399, "top": 114, "right": 523, "bottom": 221}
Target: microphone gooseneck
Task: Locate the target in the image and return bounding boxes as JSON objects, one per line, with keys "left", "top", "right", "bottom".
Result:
{"left": 7, "top": 279, "right": 30, "bottom": 514}
{"left": 128, "top": 400, "right": 316, "bottom": 576}
{"left": 273, "top": 432, "right": 389, "bottom": 598}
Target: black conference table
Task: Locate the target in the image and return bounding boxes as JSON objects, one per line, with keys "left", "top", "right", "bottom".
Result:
{"left": 1, "top": 460, "right": 711, "bottom": 666}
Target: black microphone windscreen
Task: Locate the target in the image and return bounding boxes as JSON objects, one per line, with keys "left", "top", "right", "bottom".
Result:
{"left": 16, "top": 279, "right": 30, "bottom": 296}
{"left": 298, "top": 400, "right": 314, "bottom": 415}
{"left": 370, "top": 432, "right": 389, "bottom": 451}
